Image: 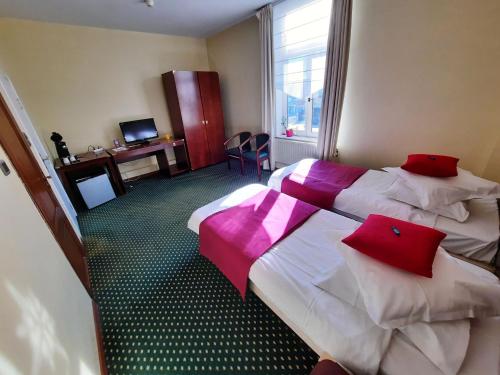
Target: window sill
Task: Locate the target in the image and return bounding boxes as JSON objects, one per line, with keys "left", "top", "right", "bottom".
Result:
{"left": 274, "top": 134, "right": 317, "bottom": 144}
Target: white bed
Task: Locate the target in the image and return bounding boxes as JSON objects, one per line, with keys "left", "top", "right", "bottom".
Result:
{"left": 268, "top": 160, "right": 499, "bottom": 264}
{"left": 188, "top": 184, "right": 500, "bottom": 375}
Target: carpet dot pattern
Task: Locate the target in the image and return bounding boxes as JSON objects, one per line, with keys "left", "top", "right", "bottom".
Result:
{"left": 79, "top": 163, "right": 319, "bottom": 375}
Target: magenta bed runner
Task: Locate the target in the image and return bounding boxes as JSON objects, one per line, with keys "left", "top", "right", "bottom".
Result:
{"left": 199, "top": 188, "right": 319, "bottom": 300}
{"left": 281, "top": 160, "right": 368, "bottom": 210}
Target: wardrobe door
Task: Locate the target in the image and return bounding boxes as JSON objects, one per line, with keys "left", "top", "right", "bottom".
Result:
{"left": 174, "top": 71, "right": 210, "bottom": 170}
{"left": 197, "top": 72, "right": 226, "bottom": 164}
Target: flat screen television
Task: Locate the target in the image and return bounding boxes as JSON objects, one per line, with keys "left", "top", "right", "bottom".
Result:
{"left": 119, "top": 118, "right": 159, "bottom": 145}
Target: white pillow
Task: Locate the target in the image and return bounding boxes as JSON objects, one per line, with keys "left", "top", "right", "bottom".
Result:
{"left": 312, "top": 256, "right": 471, "bottom": 375}
{"left": 384, "top": 177, "right": 470, "bottom": 222}
{"left": 315, "top": 234, "right": 500, "bottom": 329}
{"left": 383, "top": 167, "right": 499, "bottom": 209}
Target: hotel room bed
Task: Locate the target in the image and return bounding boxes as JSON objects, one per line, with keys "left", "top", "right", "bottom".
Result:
{"left": 188, "top": 184, "right": 500, "bottom": 375}
{"left": 268, "top": 160, "right": 499, "bottom": 264}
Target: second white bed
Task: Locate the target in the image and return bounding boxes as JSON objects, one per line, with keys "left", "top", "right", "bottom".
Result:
{"left": 268, "top": 160, "right": 499, "bottom": 263}
{"left": 188, "top": 184, "right": 500, "bottom": 375}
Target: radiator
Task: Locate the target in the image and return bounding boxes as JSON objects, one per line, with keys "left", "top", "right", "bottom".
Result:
{"left": 273, "top": 137, "right": 318, "bottom": 167}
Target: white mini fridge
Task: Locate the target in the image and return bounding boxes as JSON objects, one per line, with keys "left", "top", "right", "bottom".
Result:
{"left": 76, "top": 173, "right": 116, "bottom": 209}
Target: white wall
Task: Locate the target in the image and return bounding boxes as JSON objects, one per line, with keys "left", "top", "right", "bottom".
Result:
{"left": 207, "top": 17, "right": 262, "bottom": 137}
{"left": 0, "top": 18, "right": 210, "bottom": 179}
{"left": 337, "top": 0, "right": 500, "bottom": 182}
{"left": 0, "top": 145, "right": 100, "bottom": 375}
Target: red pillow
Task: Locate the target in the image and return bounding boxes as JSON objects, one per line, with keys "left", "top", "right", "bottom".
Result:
{"left": 401, "top": 154, "right": 459, "bottom": 177}
{"left": 342, "top": 214, "right": 446, "bottom": 277}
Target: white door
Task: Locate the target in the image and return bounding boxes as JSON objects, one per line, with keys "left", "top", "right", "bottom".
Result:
{"left": 0, "top": 74, "right": 81, "bottom": 236}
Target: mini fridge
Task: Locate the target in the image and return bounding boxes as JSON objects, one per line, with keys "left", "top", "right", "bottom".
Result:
{"left": 76, "top": 173, "right": 116, "bottom": 209}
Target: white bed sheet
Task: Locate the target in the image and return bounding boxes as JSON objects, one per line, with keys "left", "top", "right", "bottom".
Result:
{"left": 381, "top": 318, "right": 500, "bottom": 375}
{"left": 268, "top": 160, "right": 499, "bottom": 262}
{"left": 187, "top": 185, "right": 499, "bottom": 374}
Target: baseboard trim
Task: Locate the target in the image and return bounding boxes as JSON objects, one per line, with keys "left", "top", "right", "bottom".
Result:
{"left": 92, "top": 301, "right": 108, "bottom": 375}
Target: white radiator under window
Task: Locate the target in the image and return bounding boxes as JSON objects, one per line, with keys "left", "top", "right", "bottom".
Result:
{"left": 273, "top": 138, "right": 318, "bottom": 168}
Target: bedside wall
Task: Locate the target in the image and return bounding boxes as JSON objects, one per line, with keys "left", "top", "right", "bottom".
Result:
{"left": 337, "top": 0, "right": 500, "bottom": 181}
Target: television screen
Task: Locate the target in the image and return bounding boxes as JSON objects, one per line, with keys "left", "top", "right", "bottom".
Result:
{"left": 119, "top": 118, "right": 159, "bottom": 144}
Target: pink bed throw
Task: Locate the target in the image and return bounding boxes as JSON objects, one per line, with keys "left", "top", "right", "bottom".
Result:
{"left": 199, "top": 189, "right": 319, "bottom": 300}
{"left": 281, "top": 160, "right": 368, "bottom": 209}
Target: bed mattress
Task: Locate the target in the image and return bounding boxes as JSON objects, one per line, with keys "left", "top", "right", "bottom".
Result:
{"left": 268, "top": 160, "right": 499, "bottom": 263}
{"left": 187, "top": 184, "right": 500, "bottom": 374}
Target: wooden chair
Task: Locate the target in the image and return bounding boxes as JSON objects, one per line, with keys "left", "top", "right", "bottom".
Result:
{"left": 240, "top": 133, "right": 271, "bottom": 181}
{"left": 224, "top": 131, "right": 252, "bottom": 174}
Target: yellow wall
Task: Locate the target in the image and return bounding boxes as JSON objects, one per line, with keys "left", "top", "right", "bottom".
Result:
{"left": 0, "top": 18, "right": 209, "bottom": 179}
{"left": 0, "top": 146, "right": 99, "bottom": 375}
{"left": 2, "top": 0, "right": 499, "bottom": 182}
{"left": 207, "top": 17, "right": 262, "bottom": 137}
{"left": 205, "top": 1, "right": 500, "bottom": 181}
{"left": 337, "top": 0, "right": 500, "bottom": 182}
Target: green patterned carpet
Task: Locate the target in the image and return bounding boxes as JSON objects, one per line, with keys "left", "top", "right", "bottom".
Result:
{"left": 79, "top": 163, "right": 318, "bottom": 375}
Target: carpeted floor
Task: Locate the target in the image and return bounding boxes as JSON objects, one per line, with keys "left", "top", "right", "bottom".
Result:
{"left": 79, "top": 163, "right": 319, "bottom": 375}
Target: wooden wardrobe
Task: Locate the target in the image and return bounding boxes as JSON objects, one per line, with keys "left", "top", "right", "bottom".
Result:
{"left": 162, "top": 71, "right": 226, "bottom": 170}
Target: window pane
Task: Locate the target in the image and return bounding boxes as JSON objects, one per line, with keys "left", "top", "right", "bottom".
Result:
{"left": 273, "top": 0, "right": 332, "bottom": 139}
{"left": 287, "top": 95, "right": 306, "bottom": 131}
{"left": 311, "top": 88, "right": 322, "bottom": 131}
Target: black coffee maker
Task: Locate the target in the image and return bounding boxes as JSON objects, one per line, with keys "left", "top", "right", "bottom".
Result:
{"left": 50, "top": 132, "right": 70, "bottom": 160}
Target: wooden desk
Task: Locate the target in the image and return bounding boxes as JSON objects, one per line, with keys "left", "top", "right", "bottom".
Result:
{"left": 55, "top": 139, "right": 189, "bottom": 209}
{"left": 107, "top": 139, "right": 190, "bottom": 178}
{"left": 55, "top": 151, "right": 126, "bottom": 210}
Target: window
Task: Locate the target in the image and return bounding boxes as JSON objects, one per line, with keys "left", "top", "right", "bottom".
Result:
{"left": 273, "top": 0, "right": 332, "bottom": 140}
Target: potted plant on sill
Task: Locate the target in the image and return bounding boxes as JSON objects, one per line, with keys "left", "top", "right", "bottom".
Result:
{"left": 281, "top": 116, "right": 294, "bottom": 137}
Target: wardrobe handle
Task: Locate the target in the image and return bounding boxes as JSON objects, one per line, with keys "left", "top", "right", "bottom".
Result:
{"left": 205, "top": 120, "right": 209, "bottom": 125}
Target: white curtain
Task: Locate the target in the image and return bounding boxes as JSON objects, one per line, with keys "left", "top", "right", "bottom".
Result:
{"left": 257, "top": 4, "right": 275, "bottom": 170}
{"left": 317, "top": 0, "right": 353, "bottom": 160}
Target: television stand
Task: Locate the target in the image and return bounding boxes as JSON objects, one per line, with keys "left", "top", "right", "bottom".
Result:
{"left": 107, "top": 139, "right": 190, "bottom": 180}
{"left": 127, "top": 140, "right": 158, "bottom": 148}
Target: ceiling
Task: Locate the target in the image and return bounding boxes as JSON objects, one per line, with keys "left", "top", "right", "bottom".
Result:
{"left": 0, "top": 0, "right": 274, "bottom": 37}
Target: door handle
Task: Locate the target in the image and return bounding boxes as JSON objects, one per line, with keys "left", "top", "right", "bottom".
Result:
{"left": 0, "top": 160, "right": 11, "bottom": 176}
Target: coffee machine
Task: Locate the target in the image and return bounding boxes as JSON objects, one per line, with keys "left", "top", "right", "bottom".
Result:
{"left": 50, "top": 132, "right": 72, "bottom": 163}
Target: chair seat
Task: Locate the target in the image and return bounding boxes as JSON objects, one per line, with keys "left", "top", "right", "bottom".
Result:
{"left": 226, "top": 147, "right": 242, "bottom": 157}
{"left": 243, "top": 150, "right": 268, "bottom": 161}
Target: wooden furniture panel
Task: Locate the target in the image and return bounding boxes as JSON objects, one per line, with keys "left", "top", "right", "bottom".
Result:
{"left": 197, "top": 71, "right": 226, "bottom": 164}
{"left": 162, "top": 70, "right": 226, "bottom": 170}
{"left": 163, "top": 71, "right": 209, "bottom": 170}
{"left": 107, "top": 139, "right": 190, "bottom": 178}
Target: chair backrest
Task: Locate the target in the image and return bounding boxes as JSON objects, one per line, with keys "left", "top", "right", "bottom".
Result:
{"left": 240, "top": 132, "right": 252, "bottom": 152}
{"left": 255, "top": 133, "right": 270, "bottom": 153}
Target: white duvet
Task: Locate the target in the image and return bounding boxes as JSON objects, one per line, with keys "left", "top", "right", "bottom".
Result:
{"left": 187, "top": 184, "right": 500, "bottom": 374}
{"left": 268, "top": 159, "right": 499, "bottom": 263}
